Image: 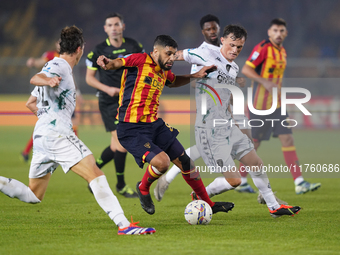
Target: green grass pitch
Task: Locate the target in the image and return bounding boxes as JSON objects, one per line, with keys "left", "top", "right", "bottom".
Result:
{"left": 0, "top": 125, "right": 339, "bottom": 255}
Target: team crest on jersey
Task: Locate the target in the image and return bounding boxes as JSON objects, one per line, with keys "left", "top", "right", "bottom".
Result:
{"left": 144, "top": 76, "right": 152, "bottom": 85}
{"left": 144, "top": 142, "right": 151, "bottom": 148}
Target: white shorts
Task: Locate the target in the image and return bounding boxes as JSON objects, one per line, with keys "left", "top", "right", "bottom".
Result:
{"left": 233, "top": 114, "right": 251, "bottom": 130}
{"left": 195, "top": 125, "right": 254, "bottom": 172}
{"left": 29, "top": 133, "right": 92, "bottom": 178}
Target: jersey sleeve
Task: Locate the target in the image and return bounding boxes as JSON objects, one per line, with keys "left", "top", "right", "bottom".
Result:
{"left": 86, "top": 47, "right": 100, "bottom": 70}
{"left": 245, "top": 43, "right": 267, "bottom": 69}
{"left": 119, "top": 53, "right": 145, "bottom": 67}
{"left": 165, "top": 70, "right": 176, "bottom": 86}
{"left": 183, "top": 48, "right": 208, "bottom": 66}
{"left": 38, "top": 61, "right": 62, "bottom": 78}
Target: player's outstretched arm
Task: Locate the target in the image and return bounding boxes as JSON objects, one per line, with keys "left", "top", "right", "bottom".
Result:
{"left": 96, "top": 55, "right": 123, "bottom": 70}
{"left": 169, "top": 65, "right": 216, "bottom": 88}
{"left": 30, "top": 73, "right": 62, "bottom": 88}
{"left": 26, "top": 57, "right": 47, "bottom": 69}
{"left": 174, "top": 50, "right": 184, "bottom": 61}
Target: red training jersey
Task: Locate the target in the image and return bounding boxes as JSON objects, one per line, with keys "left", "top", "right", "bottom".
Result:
{"left": 117, "top": 53, "right": 176, "bottom": 123}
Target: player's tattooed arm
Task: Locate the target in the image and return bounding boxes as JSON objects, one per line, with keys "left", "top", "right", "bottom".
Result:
{"left": 175, "top": 50, "right": 184, "bottom": 61}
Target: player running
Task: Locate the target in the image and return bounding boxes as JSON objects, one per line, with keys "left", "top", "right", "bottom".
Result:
{"left": 154, "top": 15, "right": 260, "bottom": 200}
{"left": 0, "top": 26, "right": 155, "bottom": 235}
{"left": 23, "top": 40, "right": 82, "bottom": 163}
{"left": 241, "top": 18, "right": 321, "bottom": 195}
{"left": 97, "top": 34, "right": 234, "bottom": 216}
{"left": 157, "top": 24, "right": 300, "bottom": 217}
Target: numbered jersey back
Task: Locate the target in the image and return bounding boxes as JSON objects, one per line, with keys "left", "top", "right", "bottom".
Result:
{"left": 32, "top": 57, "right": 76, "bottom": 137}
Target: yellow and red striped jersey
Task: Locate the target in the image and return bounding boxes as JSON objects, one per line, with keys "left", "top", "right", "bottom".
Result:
{"left": 245, "top": 39, "right": 287, "bottom": 110}
{"left": 117, "top": 53, "right": 176, "bottom": 123}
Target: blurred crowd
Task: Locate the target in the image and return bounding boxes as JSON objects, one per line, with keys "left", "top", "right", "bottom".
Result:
{"left": 1, "top": 0, "right": 340, "bottom": 94}
{"left": 2, "top": 0, "right": 340, "bottom": 58}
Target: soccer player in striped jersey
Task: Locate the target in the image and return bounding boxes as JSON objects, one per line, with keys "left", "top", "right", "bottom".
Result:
{"left": 154, "top": 15, "right": 258, "bottom": 201}
{"left": 152, "top": 24, "right": 298, "bottom": 217}
{"left": 242, "top": 18, "right": 321, "bottom": 195}
{"left": 97, "top": 35, "right": 235, "bottom": 216}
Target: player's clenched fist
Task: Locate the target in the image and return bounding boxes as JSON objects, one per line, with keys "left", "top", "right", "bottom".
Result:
{"left": 97, "top": 55, "right": 110, "bottom": 70}
{"left": 48, "top": 76, "right": 62, "bottom": 87}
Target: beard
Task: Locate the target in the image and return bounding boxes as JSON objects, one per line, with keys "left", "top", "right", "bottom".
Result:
{"left": 208, "top": 37, "right": 219, "bottom": 46}
{"left": 158, "top": 56, "right": 172, "bottom": 71}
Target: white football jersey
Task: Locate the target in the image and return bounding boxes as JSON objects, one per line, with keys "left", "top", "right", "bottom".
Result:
{"left": 183, "top": 42, "right": 239, "bottom": 128}
{"left": 33, "top": 57, "right": 76, "bottom": 137}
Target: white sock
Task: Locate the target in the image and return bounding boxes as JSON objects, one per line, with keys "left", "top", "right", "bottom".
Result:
{"left": 294, "top": 176, "right": 304, "bottom": 186}
{"left": 240, "top": 177, "right": 248, "bottom": 185}
{"left": 249, "top": 171, "right": 280, "bottom": 210}
{"left": 89, "top": 175, "right": 129, "bottom": 228}
{"left": 0, "top": 176, "right": 40, "bottom": 203}
{"left": 165, "top": 145, "right": 201, "bottom": 183}
{"left": 205, "top": 177, "right": 234, "bottom": 198}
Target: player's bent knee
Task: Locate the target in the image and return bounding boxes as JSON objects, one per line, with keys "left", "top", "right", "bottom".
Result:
{"left": 150, "top": 152, "right": 170, "bottom": 173}
{"left": 156, "top": 161, "right": 170, "bottom": 173}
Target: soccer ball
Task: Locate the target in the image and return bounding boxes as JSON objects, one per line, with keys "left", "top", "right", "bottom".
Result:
{"left": 184, "top": 200, "right": 212, "bottom": 225}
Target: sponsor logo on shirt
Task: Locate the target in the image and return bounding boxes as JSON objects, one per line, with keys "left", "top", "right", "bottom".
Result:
{"left": 251, "top": 51, "right": 260, "bottom": 61}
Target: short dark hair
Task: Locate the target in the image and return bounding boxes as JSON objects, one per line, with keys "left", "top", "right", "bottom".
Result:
{"left": 59, "top": 25, "right": 84, "bottom": 55}
{"left": 270, "top": 18, "right": 287, "bottom": 28}
{"left": 222, "top": 24, "right": 247, "bottom": 40}
{"left": 200, "top": 14, "right": 220, "bottom": 29}
{"left": 105, "top": 13, "right": 124, "bottom": 23}
{"left": 153, "top": 35, "right": 178, "bottom": 49}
